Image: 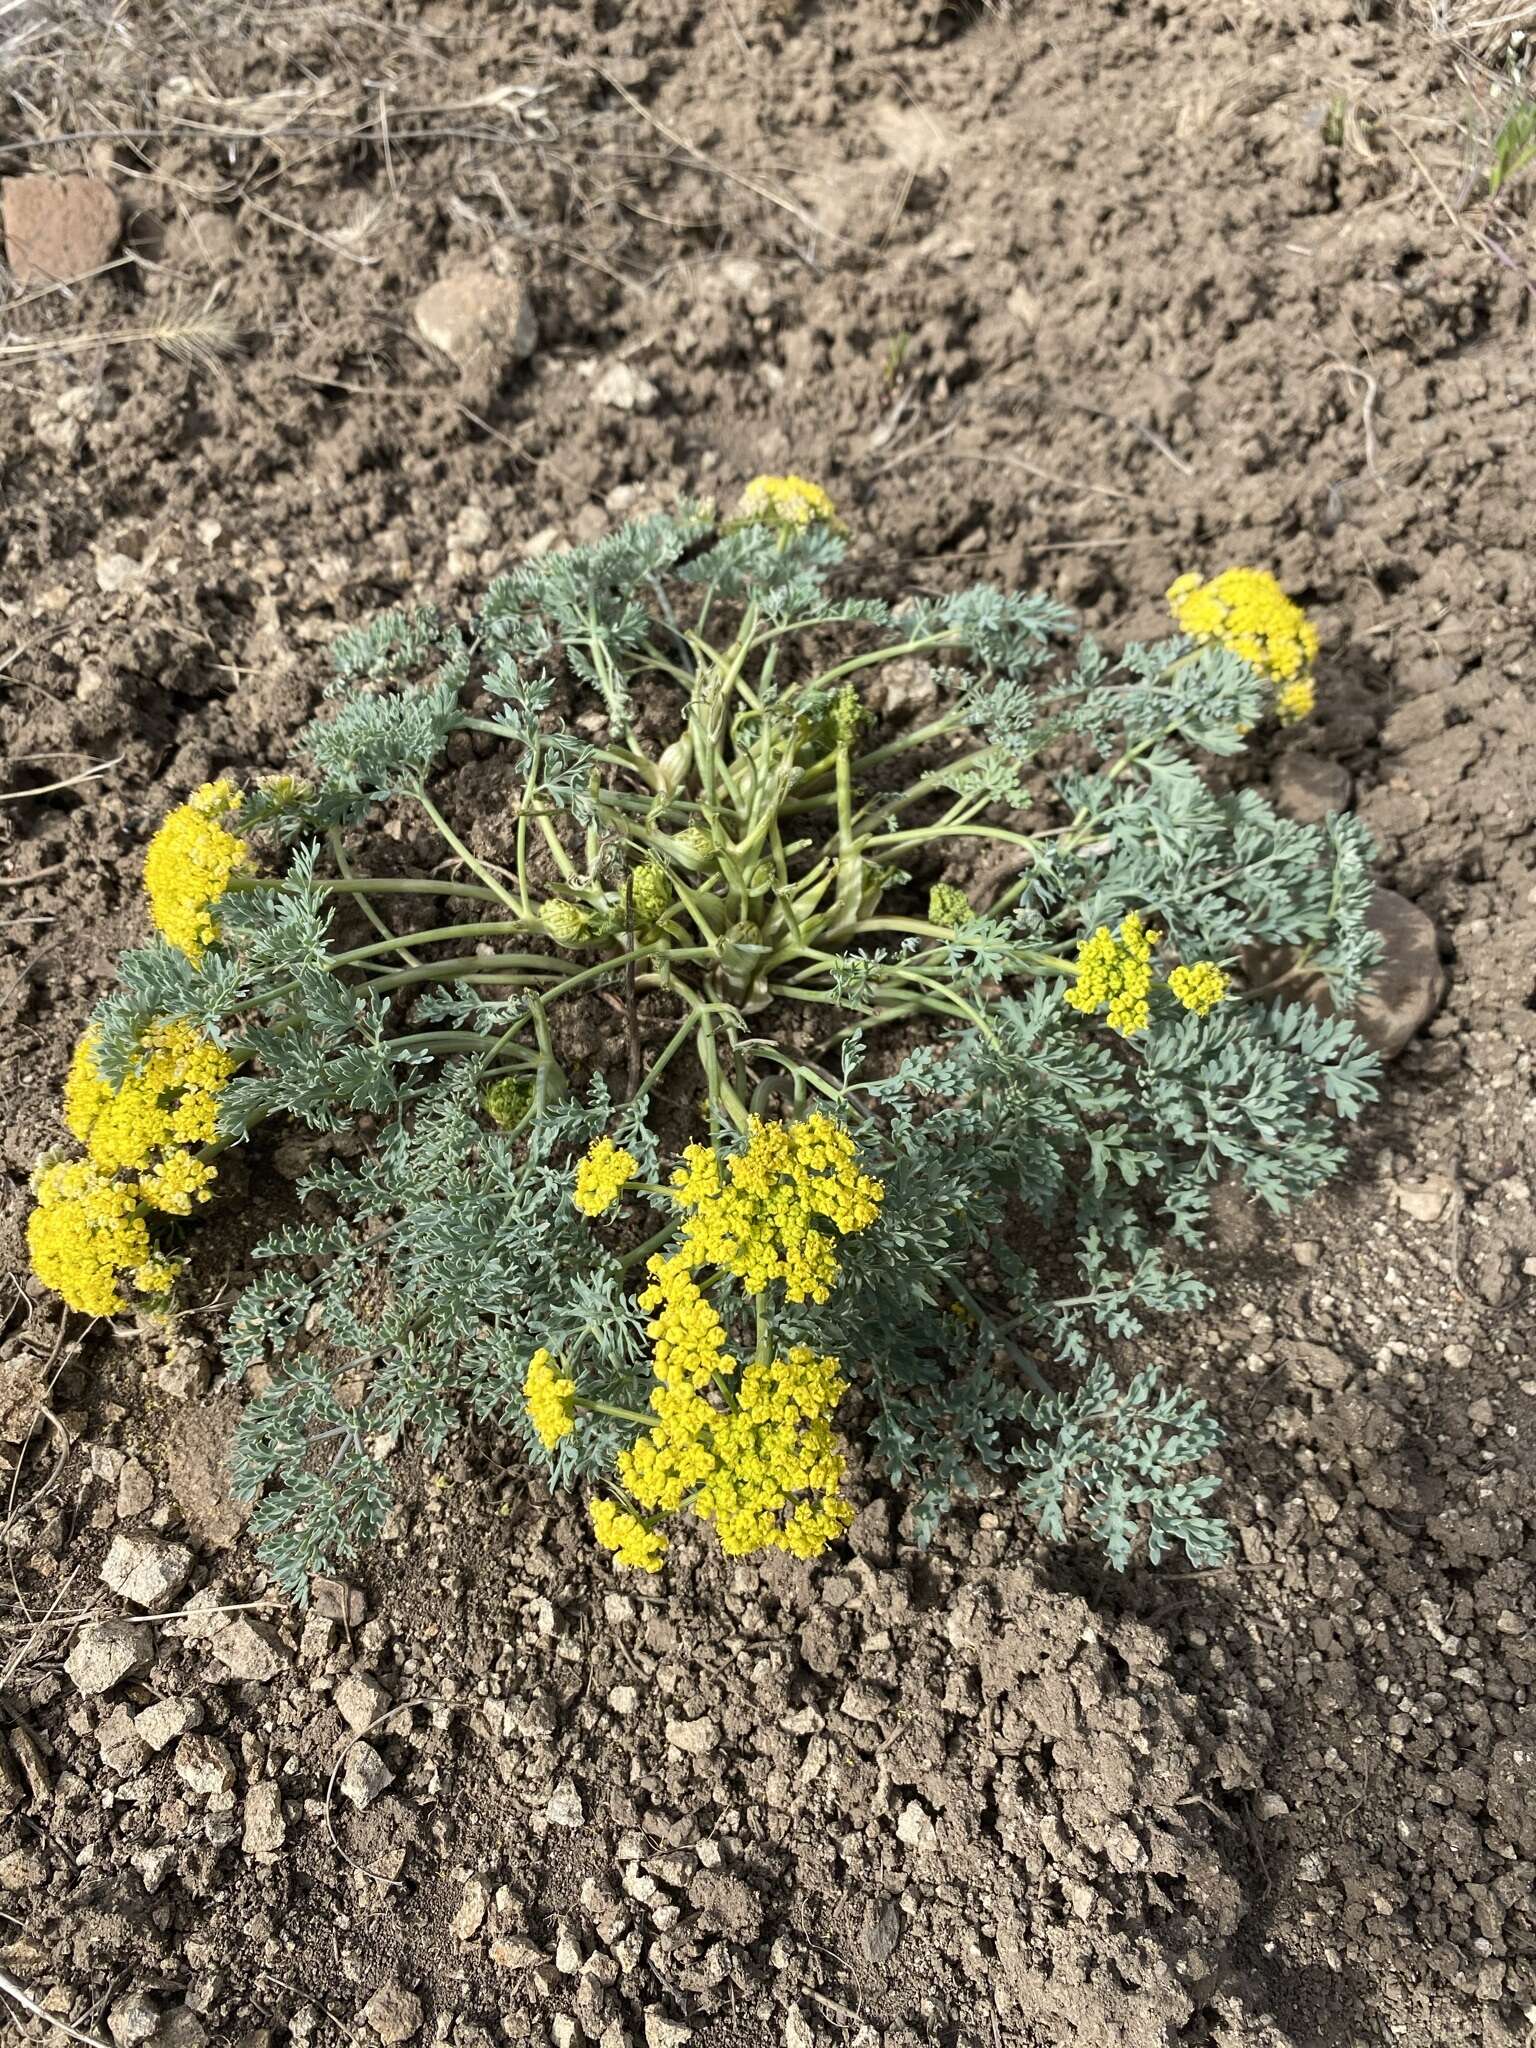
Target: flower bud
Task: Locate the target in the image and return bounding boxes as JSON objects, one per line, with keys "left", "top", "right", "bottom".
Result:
{"left": 541, "top": 899, "right": 591, "bottom": 947}
{"left": 928, "top": 883, "right": 972, "bottom": 930}
{"left": 484, "top": 1077, "right": 534, "bottom": 1128}
{"left": 655, "top": 734, "right": 693, "bottom": 796}
{"left": 630, "top": 863, "right": 672, "bottom": 925}
{"left": 670, "top": 825, "right": 717, "bottom": 872}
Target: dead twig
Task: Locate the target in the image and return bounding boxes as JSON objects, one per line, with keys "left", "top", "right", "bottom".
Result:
{"left": 0, "top": 757, "right": 121, "bottom": 802}
{"left": 1327, "top": 361, "right": 1383, "bottom": 483}
{"left": 0, "top": 1966, "right": 112, "bottom": 2048}
{"left": 1072, "top": 400, "right": 1196, "bottom": 477}
{"left": 0, "top": 864, "right": 65, "bottom": 887}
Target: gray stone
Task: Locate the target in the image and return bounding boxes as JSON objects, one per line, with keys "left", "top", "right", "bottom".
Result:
{"left": 334, "top": 1668, "right": 391, "bottom": 1734}
{"left": 1352, "top": 887, "right": 1446, "bottom": 1057}
{"left": 1275, "top": 1339, "right": 1351, "bottom": 1391}
{"left": 1393, "top": 1172, "right": 1456, "bottom": 1224}
{"left": 895, "top": 1799, "right": 936, "bottom": 1850}
{"left": 97, "top": 1703, "right": 149, "bottom": 1775}
{"left": 546, "top": 1777, "right": 585, "bottom": 1828}
{"left": 451, "top": 1875, "right": 489, "bottom": 1941}
{"left": 157, "top": 2009, "right": 207, "bottom": 2048}
{"left": 107, "top": 1992, "right": 159, "bottom": 2048}
{"left": 643, "top": 2014, "right": 692, "bottom": 2048}
{"left": 133, "top": 1695, "right": 202, "bottom": 1752}
{"left": 101, "top": 1532, "right": 194, "bottom": 1609}
{"left": 664, "top": 1714, "right": 718, "bottom": 1756}
{"left": 489, "top": 1933, "right": 545, "bottom": 1970}
{"left": 65, "top": 1618, "right": 154, "bottom": 1696}
{"left": 242, "top": 1779, "right": 286, "bottom": 1856}
{"left": 174, "top": 1733, "right": 237, "bottom": 1801}
{"left": 361, "top": 1983, "right": 423, "bottom": 2044}
{"left": 413, "top": 269, "right": 536, "bottom": 377}
{"left": 0, "top": 1847, "right": 47, "bottom": 1889}
{"left": 311, "top": 1576, "right": 366, "bottom": 1625}
{"left": 340, "top": 1739, "right": 394, "bottom": 1810}
{"left": 593, "top": 360, "right": 658, "bottom": 414}
{"left": 211, "top": 1613, "right": 287, "bottom": 1681}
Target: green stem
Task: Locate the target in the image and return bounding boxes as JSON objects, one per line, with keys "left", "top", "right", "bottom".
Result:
{"left": 417, "top": 791, "right": 522, "bottom": 914}
{"left": 577, "top": 1397, "right": 655, "bottom": 1428}
{"left": 327, "top": 827, "right": 421, "bottom": 967}
{"left": 229, "top": 873, "right": 505, "bottom": 904}
{"left": 618, "top": 1222, "right": 678, "bottom": 1274}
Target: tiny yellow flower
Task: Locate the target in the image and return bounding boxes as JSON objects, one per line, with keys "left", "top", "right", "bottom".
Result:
{"left": 143, "top": 780, "right": 249, "bottom": 961}
{"left": 573, "top": 1137, "right": 638, "bottom": 1218}
{"left": 523, "top": 1348, "right": 576, "bottom": 1450}
{"left": 737, "top": 474, "right": 845, "bottom": 535}
{"left": 1168, "top": 961, "right": 1231, "bottom": 1018}
{"left": 590, "top": 1498, "right": 667, "bottom": 1572}
{"left": 27, "top": 1159, "right": 156, "bottom": 1317}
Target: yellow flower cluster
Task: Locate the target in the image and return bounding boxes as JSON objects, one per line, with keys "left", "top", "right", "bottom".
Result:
{"left": 1166, "top": 568, "right": 1319, "bottom": 724}
{"left": 65, "top": 1019, "right": 233, "bottom": 1174}
{"left": 143, "top": 780, "right": 249, "bottom": 961}
{"left": 590, "top": 1499, "right": 667, "bottom": 1572}
{"left": 1168, "top": 961, "right": 1231, "bottom": 1017}
{"left": 691, "top": 1347, "right": 854, "bottom": 1560}
{"left": 579, "top": 1114, "right": 881, "bottom": 1573}
{"left": 595, "top": 1250, "right": 852, "bottom": 1572}
{"left": 27, "top": 1160, "right": 176, "bottom": 1318}
{"left": 639, "top": 1253, "right": 733, "bottom": 1392}
{"left": 669, "top": 1113, "right": 883, "bottom": 1304}
{"left": 737, "top": 474, "right": 845, "bottom": 535}
{"left": 572, "top": 1136, "right": 638, "bottom": 1217}
{"left": 28, "top": 1017, "right": 232, "bottom": 1316}
{"left": 1064, "top": 911, "right": 1162, "bottom": 1036}
{"left": 523, "top": 1348, "right": 576, "bottom": 1450}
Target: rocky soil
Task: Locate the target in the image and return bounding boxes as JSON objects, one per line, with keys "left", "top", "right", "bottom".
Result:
{"left": 1, "top": 3, "right": 1533, "bottom": 2046}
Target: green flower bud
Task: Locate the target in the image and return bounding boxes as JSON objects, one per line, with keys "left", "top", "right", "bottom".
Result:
{"left": 655, "top": 734, "right": 693, "bottom": 796}
{"left": 829, "top": 686, "right": 865, "bottom": 747}
{"left": 630, "top": 862, "right": 672, "bottom": 925}
{"left": 928, "top": 883, "right": 973, "bottom": 930}
{"left": 484, "top": 1077, "right": 534, "bottom": 1129}
{"left": 672, "top": 825, "right": 717, "bottom": 872}
{"left": 541, "top": 899, "right": 591, "bottom": 947}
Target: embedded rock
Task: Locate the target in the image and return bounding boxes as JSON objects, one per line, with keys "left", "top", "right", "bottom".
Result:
{"left": 210, "top": 1613, "right": 287, "bottom": 1681}
{"left": 361, "top": 1983, "right": 424, "bottom": 2044}
{"left": 593, "top": 359, "right": 658, "bottom": 414}
{"left": 242, "top": 1780, "right": 286, "bottom": 1856}
{"left": 1353, "top": 887, "right": 1446, "bottom": 1058}
{"left": 2, "top": 173, "right": 122, "bottom": 284}
{"left": 340, "top": 1739, "right": 394, "bottom": 1809}
{"left": 100, "top": 1532, "right": 194, "bottom": 1610}
{"left": 65, "top": 1619, "right": 154, "bottom": 1696}
{"left": 413, "top": 269, "right": 536, "bottom": 378}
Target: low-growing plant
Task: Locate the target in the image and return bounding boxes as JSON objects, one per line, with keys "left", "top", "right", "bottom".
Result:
{"left": 28, "top": 479, "right": 1380, "bottom": 1596}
